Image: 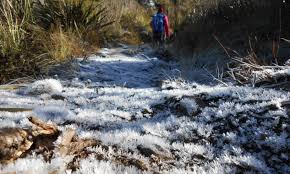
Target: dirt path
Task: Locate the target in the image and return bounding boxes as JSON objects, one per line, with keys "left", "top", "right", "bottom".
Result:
{"left": 0, "top": 46, "right": 289, "bottom": 174}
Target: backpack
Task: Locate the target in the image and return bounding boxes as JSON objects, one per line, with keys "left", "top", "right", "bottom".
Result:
{"left": 152, "top": 13, "right": 165, "bottom": 33}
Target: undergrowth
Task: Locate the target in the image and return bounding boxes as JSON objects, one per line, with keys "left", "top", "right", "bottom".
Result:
{"left": 0, "top": 0, "right": 113, "bottom": 84}
{"left": 2, "top": 0, "right": 285, "bottom": 84}
{"left": 171, "top": 0, "right": 288, "bottom": 55}
{"left": 103, "top": 0, "right": 152, "bottom": 45}
{"left": 0, "top": 0, "right": 162, "bottom": 83}
{"left": 167, "top": 0, "right": 290, "bottom": 83}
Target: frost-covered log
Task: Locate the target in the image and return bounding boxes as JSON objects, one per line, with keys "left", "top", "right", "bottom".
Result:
{"left": 58, "top": 128, "right": 101, "bottom": 156}
{"left": 28, "top": 116, "right": 58, "bottom": 136}
{"left": 0, "top": 128, "right": 33, "bottom": 164}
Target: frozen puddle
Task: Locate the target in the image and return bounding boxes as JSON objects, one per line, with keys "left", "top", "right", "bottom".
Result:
{"left": 0, "top": 47, "right": 289, "bottom": 174}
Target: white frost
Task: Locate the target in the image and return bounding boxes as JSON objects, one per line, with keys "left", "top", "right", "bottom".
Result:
{"left": 21, "top": 79, "right": 63, "bottom": 95}
{"left": 0, "top": 46, "right": 289, "bottom": 173}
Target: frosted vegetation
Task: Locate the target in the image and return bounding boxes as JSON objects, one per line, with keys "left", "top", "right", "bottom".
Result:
{"left": 0, "top": 47, "right": 289, "bottom": 173}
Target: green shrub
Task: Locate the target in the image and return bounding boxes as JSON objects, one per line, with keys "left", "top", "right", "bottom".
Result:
{"left": 0, "top": 0, "right": 33, "bottom": 56}
{"left": 0, "top": 0, "right": 50, "bottom": 83}
{"left": 34, "top": 0, "right": 114, "bottom": 34}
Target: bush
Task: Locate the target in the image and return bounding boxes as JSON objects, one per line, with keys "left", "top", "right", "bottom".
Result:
{"left": 33, "top": 0, "right": 114, "bottom": 58}
{"left": 34, "top": 0, "right": 113, "bottom": 33}
{"left": 0, "top": 0, "right": 32, "bottom": 57}
{"left": 0, "top": 0, "right": 114, "bottom": 84}
{"left": 171, "top": 1, "right": 288, "bottom": 58}
{"left": 0, "top": 0, "right": 50, "bottom": 83}
{"left": 103, "top": 0, "right": 152, "bottom": 45}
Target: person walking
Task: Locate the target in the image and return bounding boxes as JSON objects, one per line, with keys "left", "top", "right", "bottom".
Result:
{"left": 150, "top": 4, "right": 170, "bottom": 48}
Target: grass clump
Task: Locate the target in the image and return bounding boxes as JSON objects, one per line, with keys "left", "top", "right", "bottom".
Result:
{"left": 34, "top": 0, "right": 113, "bottom": 33}
{"left": 0, "top": 0, "right": 113, "bottom": 84}
{"left": 0, "top": 0, "right": 49, "bottom": 83}
{"left": 103, "top": 0, "right": 152, "bottom": 45}
{"left": 34, "top": 0, "right": 113, "bottom": 60}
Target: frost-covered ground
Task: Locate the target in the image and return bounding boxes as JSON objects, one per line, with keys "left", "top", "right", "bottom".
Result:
{"left": 0, "top": 46, "right": 289, "bottom": 174}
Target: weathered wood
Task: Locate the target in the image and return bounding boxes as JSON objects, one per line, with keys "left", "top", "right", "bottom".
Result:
{"left": 60, "top": 128, "right": 75, "bottom": 146}
{"left": 28, "top": 116, "right": 58, "bottom": 136}
{"left": 0, "top": 116, "right": 59, "bottom": 164}
{"left": 0, "top": 128, "right": 33, "bottom": 164}
{"left": 58, "top": 128, "right": 101, "bottom": 156}
{"left": 59, "top": 138, "right": 101, "bottom": 156}
{"left": 0, "top": 108, "right": 33, "bottom": 113}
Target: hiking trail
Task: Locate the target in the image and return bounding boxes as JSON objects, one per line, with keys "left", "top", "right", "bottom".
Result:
{"left": 0, "top": 45, "right": 289, "bottom": 174}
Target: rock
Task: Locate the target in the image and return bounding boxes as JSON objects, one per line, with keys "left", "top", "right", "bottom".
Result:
{"left": 116, "top": 156, "right": 148, "bottom": 171}
{"left": 137, "top": 145, "right": 174, "bottom": 161}
{"left": 137, "top": 145, "right": 155, "bottom": 157}
{"left": 51, "top": 94, "right": 66, "bottom": 101}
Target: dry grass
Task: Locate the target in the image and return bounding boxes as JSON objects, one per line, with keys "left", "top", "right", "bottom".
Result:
{"left": 0, "top": 0, "right": 114, "bottom": 83}
{"left": 46, "top": 28, "right": 83, "bottom": 62}
{"left": 0, "top": 0, "right": 31, "bottom": 56}
{"left": 0, "top": 0, "right": 174, "bottom": 84}
{"left": 103, "top": 0, "right": 152, "bottom": 45}
{"left": 0, "top": 0, "right": 50, "bottom": 83}
{"left": 169, "top": 1, "right": 287, "bottom": 60}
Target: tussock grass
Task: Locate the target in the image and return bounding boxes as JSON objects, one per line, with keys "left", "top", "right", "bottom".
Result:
{"left": 0, "top": 0, "right": 114, "bottom": 83}
{"left": 0, "top": 0, "right": 31, "bottom": 56}
{"left": 34, "top": 0, "right": 113, "bottom": 33}
{"left": 45, "top": 27, "right": 83, "bottom": 62}
{"left": 103, "top": 0, "right": 152, "bottom": 45}
{"left": 0, "top": 0, "right": 50, "bottom": 83}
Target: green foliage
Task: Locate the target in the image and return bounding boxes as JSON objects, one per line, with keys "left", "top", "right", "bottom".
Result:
{"left": 0, "top": 0, "right": 114, "bottom": 83}
{"left": 102, "top": 0, "right": 152, "bottom": 44}
{"left": 0, "top": 0, "right": 43, "bottom": 83}
{"left": 34, "top": 0, "right": 114, "bottom": 33}
{"left": 0, "top": 0, "right": 33, "bottom": 56}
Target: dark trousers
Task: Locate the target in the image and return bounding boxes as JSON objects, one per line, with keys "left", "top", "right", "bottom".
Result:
{"left": 153, "top": 32, "right": 165, "bottom": 48}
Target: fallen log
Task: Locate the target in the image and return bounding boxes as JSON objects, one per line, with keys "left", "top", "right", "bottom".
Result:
{"left": 58, "top": 128, "right": 101, "bottom": 156}
{"left": 0, "top": 128, "right": 33, "bottom": 164}
{"left": 0, "top": 84, "right": 26, "bottom": 90}
{"left": 0, "top": 116, "right": 59, "bottom": 164}
{"left": 0, "top": 115, "right": 102, "bottom": 168}
{"left": 28, "top": 116, "right": 58, "bottom": 136}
